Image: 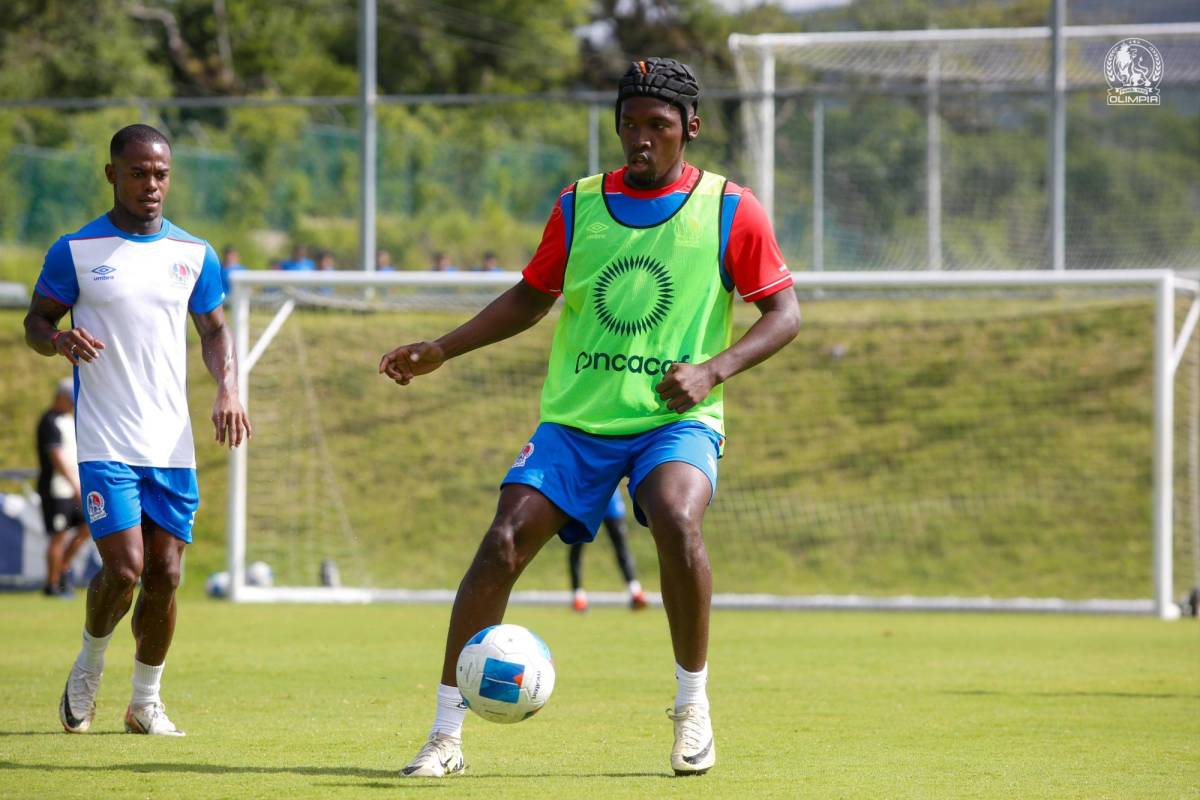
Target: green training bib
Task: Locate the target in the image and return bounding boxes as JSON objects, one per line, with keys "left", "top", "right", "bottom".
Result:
{"left": 539, "top": 169, "right": 733, "bottom": 436}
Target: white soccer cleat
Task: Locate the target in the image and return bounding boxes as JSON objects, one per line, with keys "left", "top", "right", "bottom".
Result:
{"left": 59, "top": 665, "right": 102, "bottom": 734}
{"left": 400, "top": 732, "right": 466, "bottom": 778}
{"left": 124, "top": 702, "right": 186, "bottom": 736}
{"left": 668, "top": 704, "right": 716, "bottom": 776}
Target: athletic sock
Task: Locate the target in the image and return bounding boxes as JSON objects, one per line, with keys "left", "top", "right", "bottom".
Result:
{"left": 131, "top": 659, "right": 165, "bottom": 708}
{"left": 74, "top": 628, "right": 111, "bottom": 674}
{"left": 674, "top": 662, "right": 709, "bottom": 712}
{"left": 628, "top": 580, "right": 643, "bottom": 597}
{"left": 430, "top": 683, "right": 467, "bottom": 740}
{"left": 573, "top": 588, "right": 588, "bottom": 602}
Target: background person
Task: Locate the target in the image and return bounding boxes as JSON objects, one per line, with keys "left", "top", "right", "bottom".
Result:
{"left": 569, "top": 487, "right": 647, "bottom": 611}
{"left": 281, "top": 243, "right": 315, "bottom": 271}
{"left": 219, "top": 244, "right": 244, "bottom": 297}
{"left": 36, "top": 377, "right": 91, "bottom": 597}
{"left": 429, "top": 252, "right": 456, "bottom": 272}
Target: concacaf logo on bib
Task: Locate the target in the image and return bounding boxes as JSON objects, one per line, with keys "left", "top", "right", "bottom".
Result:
{"left": 1105, "top": 38, "right": 1163, "bottom": 106}
{"left": 86, "top": 491, "right": 107, "bottom": 523}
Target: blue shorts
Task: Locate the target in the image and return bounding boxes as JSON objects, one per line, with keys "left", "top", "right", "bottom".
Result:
{"left": 78, "top": 461, "right": 199, "bottom": 542}
{"left": 502, "top": 421, "right": 723, "bottom": 544}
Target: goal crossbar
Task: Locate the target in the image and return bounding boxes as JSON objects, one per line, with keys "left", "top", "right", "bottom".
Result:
{"left": 226, "top": 269, "right": 1194, "bottom": 618}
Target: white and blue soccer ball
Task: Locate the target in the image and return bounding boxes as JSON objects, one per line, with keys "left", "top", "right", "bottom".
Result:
{"left": 205, "top": 570, "right": 230, "bottom": 598}
{"left": 456, "top": 624, "right": 555, "bottom": 724}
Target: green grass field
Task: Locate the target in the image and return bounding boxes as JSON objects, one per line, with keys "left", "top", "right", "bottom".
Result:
{"left": 0, "top": 596, "right": 1195, "bottom": 799}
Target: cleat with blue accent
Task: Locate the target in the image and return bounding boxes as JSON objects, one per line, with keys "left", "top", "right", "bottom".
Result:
{"left": 401, "top": 732, "right": 465, "bottom": 777}
{"left": 668, "top": 704, "right": 715, "bottom": 776}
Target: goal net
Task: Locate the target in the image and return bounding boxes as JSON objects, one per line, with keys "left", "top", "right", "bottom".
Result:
{"left": 226, "top": 270, "right": 1200, "bottom": 618}
{"left": 728, "top": 24, "right": 1200, "bottom": 271}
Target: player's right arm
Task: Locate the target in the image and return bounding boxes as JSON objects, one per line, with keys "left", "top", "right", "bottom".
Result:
{"left": 379, "top": 279, "right": 556, "bottom": 385}
{"left": 24, "top": 237, "right": 105, "bottom": 364}
{"left": 23, "top": 292, "right": 105, "bottom": 365}
{"left": 380, "top": 192, "right": 568, "bottom": 386}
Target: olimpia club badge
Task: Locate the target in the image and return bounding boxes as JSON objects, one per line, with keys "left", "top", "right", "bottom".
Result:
{"left": 1105, "top": 38, "right": 1163, "bottom": 106}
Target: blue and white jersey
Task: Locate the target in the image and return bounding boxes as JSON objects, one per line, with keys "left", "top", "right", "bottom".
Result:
{"left": 35, "top": 214, "right": 225, "bottom": 469}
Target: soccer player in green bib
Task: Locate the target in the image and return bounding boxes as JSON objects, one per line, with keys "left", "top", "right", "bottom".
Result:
{"left": 381, "top": 58, "right": 800, "bottom": 778}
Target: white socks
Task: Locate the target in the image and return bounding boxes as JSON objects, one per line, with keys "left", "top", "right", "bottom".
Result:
{"left": 74, "top": 628, "right": 167, "bottom": 708}
{"left": 431, "top": 683, "right": 468, "bottom": 740}
{"left": 131, "top": 659, "right": 165, "bottom": 708}
{"left": 674, "top": 662, "right": 709, "bottom": 711}
{"left": 628, "top": 580, "right": 643, "bottom": 596}
{"left": 75, "top": 628, "right": 111, "bottom": 674}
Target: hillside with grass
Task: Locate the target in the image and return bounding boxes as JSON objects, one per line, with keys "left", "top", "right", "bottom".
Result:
{"left": 1, "top": 293, "right": 1193, "bottom": 601}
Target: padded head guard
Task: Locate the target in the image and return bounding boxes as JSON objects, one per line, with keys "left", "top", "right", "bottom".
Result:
{"left": 615, "top": 57, "right": 701, "bottom": 139}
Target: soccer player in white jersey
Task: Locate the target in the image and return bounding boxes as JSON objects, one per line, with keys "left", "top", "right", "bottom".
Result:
{"left": 23, "top": 124, "right": 251, "bottom": 736}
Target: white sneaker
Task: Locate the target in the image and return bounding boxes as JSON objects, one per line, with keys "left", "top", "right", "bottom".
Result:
{"left": 668, "top": 704, "right": 716, "bottom": 776}
{"left": 400, "top": 732, "right": 466, "bottom": 777}
{"left": 124, "top": 702, "right": 185, "bottom": 736}
{"left": 59, "top": 664, "right": 102, "bottom": 734}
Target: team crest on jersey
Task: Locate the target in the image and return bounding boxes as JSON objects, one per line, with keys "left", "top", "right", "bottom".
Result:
{"left": 169, "top": 262, "right": 191, "bottom": 285}
{"left": 86, "top": 491, "right": 107, "bottom": 523}
{"left": 512, "top": 442, "right": 535, "bottom": 468}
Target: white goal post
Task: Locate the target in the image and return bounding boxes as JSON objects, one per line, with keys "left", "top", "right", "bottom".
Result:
{"left": 224, "top": 269, "right": 1198, "bottom": 619}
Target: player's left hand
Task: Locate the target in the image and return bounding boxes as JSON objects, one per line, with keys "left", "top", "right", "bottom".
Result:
{"left": 655, "top": 362, "right": 718, "bottom": 413}
{"left": 212, "top": 388, "right": 252, "bottom": 448}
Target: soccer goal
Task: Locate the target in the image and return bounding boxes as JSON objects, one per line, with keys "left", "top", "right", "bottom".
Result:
{"left": 225, "top": 269, "right": 1200, "bottom": 619}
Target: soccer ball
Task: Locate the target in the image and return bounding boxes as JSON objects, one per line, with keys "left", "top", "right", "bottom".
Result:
{"left": 246, "top": 560, "right": 274, "bottom": 588}
{"left": 456, "top": 624, "right": 555, "bottom": 724}
{"left": 205, "top": 570, "right": 230, "bottom": 598}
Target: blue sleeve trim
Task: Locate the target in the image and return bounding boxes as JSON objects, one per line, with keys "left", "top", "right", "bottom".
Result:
{"left": 718, "top": 191, "right": 740, "bottom": 293}
{"left": 36, "top": 237, "right": 79, "bottom": 306}
{"left": 561, "top": 189, "right": 576, "bottom": 253}
{"left": 189, "top": 243, "right": 227, "bottom": 313}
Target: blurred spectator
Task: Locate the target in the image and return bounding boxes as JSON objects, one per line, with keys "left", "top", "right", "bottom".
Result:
{"left": 36, "top": 378, "right": 90, "bottom": 597}
{"left": 268, "top": 258, "right": 283, "bottom": 270}
{"left": 376, "top": 249, "right": 395, "bottom": 272}
{"left": 430, "top": 252, "right": 457, "bottom": 272}
{"left": 220, "top": 245, "right": 244, "bottom": 297}
{"left": 316, "top": 251, "right": 337, "bottom": 296}
{"left": 281, "top": 244, "right": 315, "bottom": 271}
{"left": 477, "top": 251, "right": 503, "bottom": 272}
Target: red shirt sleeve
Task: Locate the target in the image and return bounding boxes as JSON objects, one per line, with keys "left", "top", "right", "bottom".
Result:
{"left": 521, "top": 188, "right": 571, "bottom": 296}
{"left": 725, "top": 185, "right": 793, "bottom": 302}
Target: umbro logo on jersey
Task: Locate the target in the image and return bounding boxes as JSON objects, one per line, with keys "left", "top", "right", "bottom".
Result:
{"left": 91, "top": 265, "right": 116, "bottom": 281}
{"left": 585, "top": 222, "right": 609, "bottom": 238}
